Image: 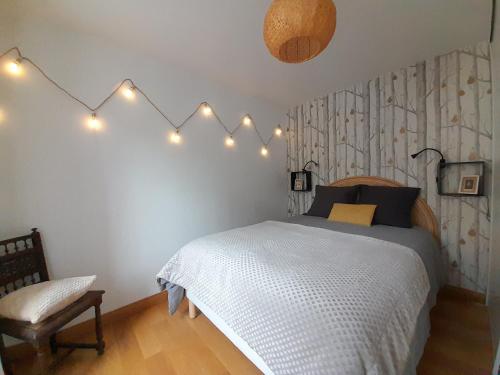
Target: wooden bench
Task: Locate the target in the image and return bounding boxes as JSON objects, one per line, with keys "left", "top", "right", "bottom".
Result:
{"left": 0, "top": 228, "right": 105, "bottom": 375}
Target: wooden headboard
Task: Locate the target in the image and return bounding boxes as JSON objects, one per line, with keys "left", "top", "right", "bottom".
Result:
{"left": 330, "top": 176, "right": 440, "bottom": 241}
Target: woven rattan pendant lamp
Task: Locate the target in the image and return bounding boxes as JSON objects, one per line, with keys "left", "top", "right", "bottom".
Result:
{"left": 263, "top": 0, "right": 336, "bottom": 64}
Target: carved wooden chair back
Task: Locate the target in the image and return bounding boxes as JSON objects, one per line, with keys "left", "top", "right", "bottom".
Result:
{"left": 0, "top": 228, "right": 49, "bottom": 298}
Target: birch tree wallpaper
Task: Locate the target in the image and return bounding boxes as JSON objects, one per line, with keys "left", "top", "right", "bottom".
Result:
{"left": 286, "top": 41, "right": 492, "bottom": 293}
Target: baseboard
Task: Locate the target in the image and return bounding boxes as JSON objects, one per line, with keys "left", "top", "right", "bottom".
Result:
{"left": 4, "top": 290, "right": 167, "bottom": 360}
{"left": 440, "top": 284, "right": 486, "bottom": 305}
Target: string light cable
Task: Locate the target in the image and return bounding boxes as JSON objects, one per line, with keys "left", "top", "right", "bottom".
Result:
{"left": 0, "top": 47, "right": 282, "bottom": 154}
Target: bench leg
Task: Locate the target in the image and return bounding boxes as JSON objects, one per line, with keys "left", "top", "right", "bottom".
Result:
{"left": 45, "top": 304, "right": 105, "bottom": 356}
{"left": 95, "top": 304, "right": 105, "bottom": 355}
{"left": 50, "top": 333, "right": 57, "bottom": 354}
{"left": 33, "top": 340, "right": 52, "bottom": 374}
{"left": 0, "top": 334, "right": 13, "bottom": 375}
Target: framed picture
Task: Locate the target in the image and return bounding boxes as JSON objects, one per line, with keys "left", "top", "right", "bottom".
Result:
{"left": 459, "top": 175, "right": 480, "bottom": 195}
{"left": 294, "top": 178, "right": 304, "bottom": 191}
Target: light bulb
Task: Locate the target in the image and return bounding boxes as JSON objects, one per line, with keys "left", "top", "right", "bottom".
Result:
{"left": 275, "top": 126, "right": 282, "bottom": 136}
{"left": 0, "top": 109, "right": 5, "bottom": 124}
{"left": 202, "top": 103, "right": 212, "bottom": 116}
{"left": 242, "top": 115, "right": 252, "bottom": 126}
{"left": 6, "top": 59, "right": 22, "bottom": 76}
{"left": 225, "top": 135, "right": 235, "bottom": 147}
{"left": 169, "top": 130, "right": 182, "bottom": 144}
{"left": 87, "top": 113, "right": 101, "bottom": 130}
{"left": 122, "top": 85, "right": 135, "bottom": 100}
{"left": 261, "top": 146, "right": 268, "bottom": 157}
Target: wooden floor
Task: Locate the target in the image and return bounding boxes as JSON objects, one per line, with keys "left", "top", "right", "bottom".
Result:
{"left": 9, "top": 290, "right": 493, "bottom": 375}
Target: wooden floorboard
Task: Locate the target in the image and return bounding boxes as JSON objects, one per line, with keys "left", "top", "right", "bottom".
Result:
{"left": 416, "top": 290, "right": 493, "bottom": 375}
{"left": 9, "top": 290, "right": 493, "bottom": 375}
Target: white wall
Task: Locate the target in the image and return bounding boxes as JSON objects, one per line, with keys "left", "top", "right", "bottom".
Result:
{"left": 0, "top": 3, "right": 14, "bottom": 364}
{"left": 0, "top": 11, "right": 288, "bottom": 322}
{"left": 0, "top": 3, "right": 16, "bottom": 242}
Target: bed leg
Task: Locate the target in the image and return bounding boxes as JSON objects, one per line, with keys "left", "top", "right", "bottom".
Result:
{"left": 188, "top": 299, "right": 199, "bottom": 319}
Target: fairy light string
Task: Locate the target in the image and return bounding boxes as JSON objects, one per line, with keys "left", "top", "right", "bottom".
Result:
{"left": 0, "top": 46, "right": 281, "bottom": 154}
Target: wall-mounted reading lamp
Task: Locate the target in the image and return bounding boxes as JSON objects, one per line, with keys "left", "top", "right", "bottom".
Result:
{"left": 291, "top": 160, "right": 318, "bottom": 192}
{"left": 411, "top": 148, "right": 486, "bottom": 197}
{"left": 302, "top": 160, "right": 319, "bottom": 172}
{"left": 411, "top": 148, "right": 446, "bottom": 169}
{"left": 411, "top": 148, "right": 446, "bottom": 194}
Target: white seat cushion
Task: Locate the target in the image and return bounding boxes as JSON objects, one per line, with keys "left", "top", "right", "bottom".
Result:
{"left": 0, "top": 276, "right": 96, "bottom": 324}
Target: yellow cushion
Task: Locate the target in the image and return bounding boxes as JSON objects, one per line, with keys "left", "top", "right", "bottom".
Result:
{"left": 328, "top": 203, "right": 377, "bottom": 227}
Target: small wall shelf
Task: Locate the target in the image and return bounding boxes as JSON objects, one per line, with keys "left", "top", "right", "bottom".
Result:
{"left": 291, "top": 160, "right": 317, "bottom": 192}
{"left": 438, "top": 161, "right": 485, "bottom": 197}
{"left": 291, "top": 171, "right": 312, "bottom": 192}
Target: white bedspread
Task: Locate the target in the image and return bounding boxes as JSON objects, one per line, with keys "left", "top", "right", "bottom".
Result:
{"left": 156, "top": 221, "right": 430, "bottom": 375}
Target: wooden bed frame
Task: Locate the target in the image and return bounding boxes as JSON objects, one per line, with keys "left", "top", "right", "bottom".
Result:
{"left": 188, "top": 175, "right": 440, "bottom": 318}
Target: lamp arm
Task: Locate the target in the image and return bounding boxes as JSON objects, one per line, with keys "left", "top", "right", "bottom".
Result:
{"left": 411, "top": 148, "right": 446, "bottom": 167}
{"left": 302, "top": 160, "right": 318, "bottom": 171}
{"left": 410, "top": 147, "right": 448, "bottom": 195}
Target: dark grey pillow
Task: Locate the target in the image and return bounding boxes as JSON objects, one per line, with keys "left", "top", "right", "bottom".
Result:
{"left": 357, "top": 185, "right": 421, "bottom": 228}
{"left": 306, "top": 185, "right": 359, "bottom": 218}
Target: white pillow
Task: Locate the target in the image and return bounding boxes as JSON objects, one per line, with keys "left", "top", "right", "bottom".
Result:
{"left": 0, "top": 276, "right": 96, "bottom": 324}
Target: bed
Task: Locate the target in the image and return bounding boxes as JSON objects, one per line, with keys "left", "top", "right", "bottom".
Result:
{"left": 156, "top": 176, "right": 444, "bottom": 375}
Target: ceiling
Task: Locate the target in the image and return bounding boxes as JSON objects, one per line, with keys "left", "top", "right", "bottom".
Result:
{"left": 3, "top": 0, "right": 492, "bottom": 108}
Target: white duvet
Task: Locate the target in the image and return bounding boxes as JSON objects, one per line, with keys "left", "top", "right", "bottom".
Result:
{"left": 157, "top": 221, "right": 430, "bottom": 375}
